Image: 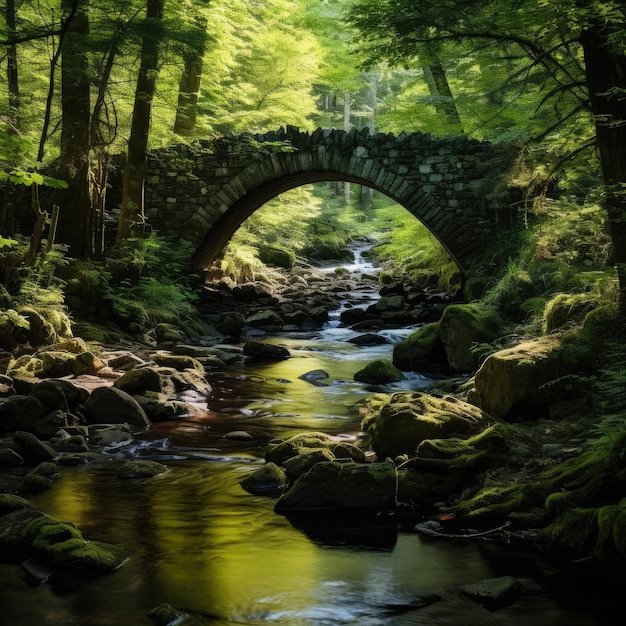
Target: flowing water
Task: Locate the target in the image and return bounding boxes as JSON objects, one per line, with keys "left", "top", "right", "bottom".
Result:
{"left": 0, "top": 249, "right": 615, "bottom": 625}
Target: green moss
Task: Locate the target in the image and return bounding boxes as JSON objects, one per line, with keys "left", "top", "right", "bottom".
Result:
{"left": 454, "top": 484, "right": 529, "bottom": 525}
{"left": 544, "top": 292, "right": 597, "bottom": 333}
{"left": 353, "top": 359, "right": 406, "bottom": 384}
{"left": 0, "top": 494, "right": 35, "bottom": 517}
{"left": 596, "top": 499, "right": 626, "bottom": 561}
{"left": 539, "top": 507, "right": 598, "bottom": 554}
{"left": 392, "top": 321, "right": 446, "bottom": 371}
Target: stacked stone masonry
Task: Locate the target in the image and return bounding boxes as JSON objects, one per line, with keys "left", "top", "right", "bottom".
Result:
{"left": 140, "top": 126, "right": 521, "bottom": 271}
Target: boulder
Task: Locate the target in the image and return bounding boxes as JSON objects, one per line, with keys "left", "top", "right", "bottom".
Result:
{"left": 0, "top": 395, "right": 49, "bottom": 435}
{"left": 438, "top": 303, "right": 502, "bottom": 373}
{"left": 113, "top": 367, "right": 163, "bottom": 394}
{"left": 245, "top": 309, "right": 284, "bottom": 328}
{"left": 116, "top": 460, "right": 167, "bottom": 479}
{"left": 0, "top": 507, "right": 127, "bottom": 575}
{"left": 298, "top": 369, "right": 329, "bottom": 385}
{"left": 154, "top": 323, "right": 186, "bottom": 344}
{"left": 84, "top": 387, "right": 151, "bottom": 430}
{"left": 88, "top": 424, "right": 133, "bottom": 447}
{"left": 274, "top": 461, "right": 397, "bottom": 513}
{"left": 18, "top": 307, "right": 57, "bottom": 348}
{"left": 14, "top": 431, "right": 58, "bottom": 463}
{"left": 6, "top": 354, "right": 43, "bottom": 378}
{"left": 354, "top": 359, "right": 406, "bottom": 384}
{"left": 468, "top": 336, "right": 584, "bottom": 419}
{"left": 0, "top": 447, "right": 24, "bottom": 468}
{"left": 152, "top": 352, "right": 205, "bottom": 373}
{"left": 265, "top": 432, "right": 335, "bottom": 466}
{"left": 29, "top": 379, "right": 89, "bottom": 412}
{"left": 348, "top": 333, "right": 388, "bottom": 346}
{"left": 457, "top": 576, "right": 521, "bottom": 610}
{"left": 283, "top": 447, "right": 336, "bottom": 480}
{"left": 243, "top": 341, "right": 291, "bottom": 361}
{"left": 358, "top": 392, "right": 489, "bottom": 459}
{"left": 216, "top": 311, "right": 246, "bottom": 335}
{"left": 240, "top": 462, "right": 287, "bottom": 495}
{"left": 393, "top": 322, "right": 447, "bottom": 372}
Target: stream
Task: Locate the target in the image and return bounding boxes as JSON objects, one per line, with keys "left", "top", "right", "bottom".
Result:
{"left": 0, "top": 248, "right": 614, "bottom": 625}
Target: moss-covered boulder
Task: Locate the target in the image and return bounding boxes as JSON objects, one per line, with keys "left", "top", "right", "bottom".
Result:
{"left": 392, "top": 322, "right": 447, "bottom": 372}
{"left": 240, "top": 462, "right": 287, "bottom": 495}
{"left": 438, "top": 303, "right": 502, "bottom": 373}
{"left": 358, "top": 391, "right": 490, "bottom": 459}
{"left": 353, "top": 359, "right": 406, "bottom": 384}
{"left": 283, "top": 447, "right": 336, "bottom": 480}
{"left": 0, "top": 308, "right": 30, "bottom": 352}
{"left": 468, "top": 336, "right": 587, "bottom": 419}
{"left": 0, "top": 507, "right": 127, "bottom": 575}
{"left": 153, "top": 352, "right": 205, "bottom": 373}
{"left": 274, "top": 460, "right": 397, "bottom": 514}
{"left": 543, "top": 292, "right": 596, "bottom": 333}
{"left": 113, "top": 367, "right": 163, "bottom": 394}
{"left": 116, "top": 460, "right": 168, "bottom": 479}
{"left": 265, "top": 432, "right": 335, "bottom": 466}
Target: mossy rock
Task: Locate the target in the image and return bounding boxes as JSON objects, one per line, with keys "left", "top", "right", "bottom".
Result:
{"left": 538, "top": 506, "right": 599, "bottom": 557}
{"left": 258, "top": 245, "right": 295, "bottom": 270}
{"left": 468, "top": 335, "right": 590, "bottom": 420}
{"left": 153, "top": 352, "right": 205, "bottom": 373}
{"left": 543, "top": 293, "right": 596, "bottom": 333}
{"left": 114, "top": 367, "right": 163, "bottom": 394}
{"left": 240, "top": 462, "right": 287, "bottom": 496}
{"left": 283, "top": 447, "right": 336, "bottom": 480}
{"left": 392, "top": 322, "right": 447, "bottom": 373}
{"left": 453, "top": 484, "right": 531, "bottom": 525}
{"left": 353, "top": 359, "right": 406, "bottom": 384}
{"left": 0, "top": 494, "right": 35, "bottom": 517}
{"left": 358, "top": 391, "right": 490, "bottom": 459}
{"left": 6, "top": 354, "right": 43, "bottom": 378}
{"left": 438, "top": 303, "right": 502, "bottom": 373}
{"left": 116, "top": 460, "right": 168, "bottom": 479}
{"left": 265, "top": 432, "right": 335, "bottom": 466}
{"left": 274, "top": 460, "right": 397, "bottom": 513}
{"left": 18, "top": 307, "right": 57, "bottom": 348}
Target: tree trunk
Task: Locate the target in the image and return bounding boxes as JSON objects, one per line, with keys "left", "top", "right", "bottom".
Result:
{"left": 56, "top": 0, "right": 92, "bottom": 257}
{"left": 581, "top": 23, "right": 626, "bottom": 313}
{"left": 174, "top": 20, "right": 206, "bottom": 137}
{"left": 117, "top": 0, "right": 165, "bottom": 242}
{"left": 418, "top": 40, "right": 464, "bottom": 134}
{"left": 6, "top": 0, "right": 19, "bottom": 129}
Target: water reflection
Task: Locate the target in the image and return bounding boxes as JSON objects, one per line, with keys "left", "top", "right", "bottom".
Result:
{"left": 0, "top": 310, "right": 611, "bottom": 624}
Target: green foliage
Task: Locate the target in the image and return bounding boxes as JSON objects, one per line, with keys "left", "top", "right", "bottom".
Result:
{"left": 369, "top": 201, "right": 461, "bottom": 291}
{"left": 103, "top": 233, "right": 199, "bottom": 328}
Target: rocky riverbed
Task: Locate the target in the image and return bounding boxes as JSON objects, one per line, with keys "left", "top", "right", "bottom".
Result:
{"left": 1, "top": 253, "right": 626, "bottom": 623}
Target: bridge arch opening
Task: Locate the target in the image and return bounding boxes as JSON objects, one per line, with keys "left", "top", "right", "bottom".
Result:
{"left": 192, "top": 172, "right": 461, "bottom": 277}
{"left": 203, "top": 178, "right": 460, "bottom": 291}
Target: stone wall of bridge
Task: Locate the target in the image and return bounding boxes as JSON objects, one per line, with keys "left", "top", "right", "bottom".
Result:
{"left": 134, "top": 126, "right": 521, "bottom": 271}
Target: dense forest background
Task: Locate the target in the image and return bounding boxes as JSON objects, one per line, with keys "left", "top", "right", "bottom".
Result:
{"left": 1, "top": 0, "right": 625, "bottom": 328}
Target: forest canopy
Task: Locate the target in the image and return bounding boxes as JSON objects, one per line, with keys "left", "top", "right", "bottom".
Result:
{"left": 0, "top": 0, "right": 625, "bottom": 309}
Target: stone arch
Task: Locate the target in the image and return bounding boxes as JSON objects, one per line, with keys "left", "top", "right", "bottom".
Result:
{"left": 141, "top": 128, "right": 520, "bottom": 274}
{"left": 193, "top": 171, "right": 448, "bottom": 269}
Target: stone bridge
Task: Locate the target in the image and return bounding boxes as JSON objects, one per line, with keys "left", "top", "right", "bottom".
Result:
{"left": 140, "top": 127, "right": 521, "bottom": 272}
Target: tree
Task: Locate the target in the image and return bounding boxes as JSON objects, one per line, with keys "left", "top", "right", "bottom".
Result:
{"left": 56, "top": 0, "right": 92, "bottom": 257}
{"left": 346, "top": 0, "right": 626, "bottom": 311}
{"left": 5, "top": 0, "right": 19, "bottom": 129}
{"left": 173, "top": 15, "right": 208, "bottom": 137}
{"left": 117, "top": 0, "right": 165, "bottom": 242}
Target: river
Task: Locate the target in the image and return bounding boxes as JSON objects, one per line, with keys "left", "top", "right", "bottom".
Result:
{"left": 0, "top": 249, "right": 614, "bottom": 625}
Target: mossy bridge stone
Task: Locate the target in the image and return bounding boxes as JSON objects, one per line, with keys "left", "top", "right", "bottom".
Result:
{"left": 131, "top": 127, "right": 520, "bottom": 273}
